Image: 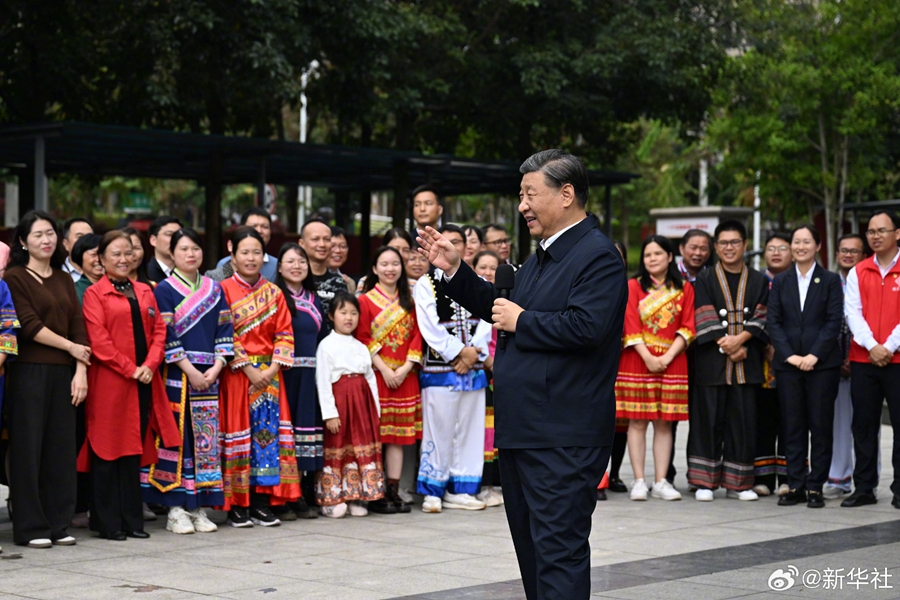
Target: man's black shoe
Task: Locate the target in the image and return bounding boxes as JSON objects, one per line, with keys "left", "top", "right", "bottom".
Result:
{"left": 608, "top": 478, "right": 628, "bottom": 493}
{"left": 841, "top": 491, "right": 877, "bottom": 507}
{"left": 596, "top": 489, "right": 607, "bottom": 501}
{"left": 807, "top": 491, "right": 825, "bottom": 508}
{"left": 777, "top": 488, "right": 807, "bottom": 506}
{"left": 891, "top": 494, "right": 900, "bottom": 509}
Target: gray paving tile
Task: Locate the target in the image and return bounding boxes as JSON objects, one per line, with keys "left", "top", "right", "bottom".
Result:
{"left": 592, "top": 580, "right": 760, "bottom": 599}
{"left": 219, "top": 580, "right": 394, "bottom": 600}
{"left": 326, "top": 566, "right": 493, "bottom": 597}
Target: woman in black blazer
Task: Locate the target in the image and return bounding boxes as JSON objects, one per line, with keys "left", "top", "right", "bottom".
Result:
{"left": 767, "top": 224, "right": 843, "bottom": 508}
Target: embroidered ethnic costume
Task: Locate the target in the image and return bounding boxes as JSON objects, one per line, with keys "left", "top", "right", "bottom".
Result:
{"left": 0, "top": 280, "right": 19, "bottom": 419}
{"left": 282, "top": 287, "right": 327, "bottom": 471}
{"left": 688, "top": 263, "right": 769, "bottom": 492}
{"left": 615, "top": 278, "right": 695, "bottom": 421}
{"left": 141, "top": 271, "right": 234, "bottom": 509}
{"left": 314, "top": 331, "right": 385, "bottom": 506}
{"left": 356, "top": 284, "right": 423, "bottom": 445}
{"left": 218, "top": 274, "right": 300, "bottom": 509}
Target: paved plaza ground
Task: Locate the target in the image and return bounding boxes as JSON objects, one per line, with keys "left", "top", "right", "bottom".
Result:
{"left": 2, "top": 423, "right": 900, "bottom": 599}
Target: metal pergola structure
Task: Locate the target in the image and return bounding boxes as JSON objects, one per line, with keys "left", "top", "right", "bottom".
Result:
{"left": 0, "top": 121, "right": 638, "bottom": 263}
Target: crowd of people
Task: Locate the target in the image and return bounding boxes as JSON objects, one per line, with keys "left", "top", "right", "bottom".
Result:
{"left": 0, "top": 183, "right": 898, "bottom": 555}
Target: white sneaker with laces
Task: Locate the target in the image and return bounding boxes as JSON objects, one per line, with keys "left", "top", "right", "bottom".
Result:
{"left": 320, "top": 503, "right": 348, "bottom": 518}
{"left": 630, "top": 479, "right": 649, "bottom": 501}
{"left": 442, "top": 492, "right": 486, "bottom": 510}
{"left": 651, "top": 479, "right": 682, "bottom": 501}
{"left": 726, "top": 489, "right": 759, "bottom": 501}
{"left": 166, "top": 507, "right": 195, "bottom": 534}
{"left": 348, "top": 501, "right": 368, "bottom": 517}
{"left": 188, "top": 508, "right": 217, "bottom": 533}
{"left": 695, "top": 489, "right": 714, "bottom": 502}
{"left": 422, "top": 495, "right": 442, "bottom": 513}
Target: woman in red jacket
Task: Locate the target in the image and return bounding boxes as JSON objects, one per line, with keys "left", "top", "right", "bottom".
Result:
{"left": 80, "top": 231, "right": 179, "bottom": 540}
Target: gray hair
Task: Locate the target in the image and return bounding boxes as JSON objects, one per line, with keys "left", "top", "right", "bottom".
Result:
{"left": 519, "top": 149, "right": 589, "bottom": 208}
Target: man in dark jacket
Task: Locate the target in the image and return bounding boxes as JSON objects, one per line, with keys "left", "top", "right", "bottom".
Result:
{"left": 418, "top": 149, "right": 627, "bottom": 600}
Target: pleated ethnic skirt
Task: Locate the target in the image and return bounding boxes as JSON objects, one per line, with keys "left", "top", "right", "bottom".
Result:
{"left": 317, "top": 374, "right": 385, "bottom": 506}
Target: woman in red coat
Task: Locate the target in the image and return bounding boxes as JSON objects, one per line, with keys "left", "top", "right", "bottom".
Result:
{"left": 79, "top": 231, "right": 179, "bottom": 540}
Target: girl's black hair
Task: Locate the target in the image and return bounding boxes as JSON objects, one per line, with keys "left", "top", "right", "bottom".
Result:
{"left": 791, "top": 223, "right": 821, "bottom": 246}
{"left": 328, "top": 290, "right": 360, "bottom": 318}
{"left": 169, "top": 227, "right": 204, "bottom": 255}
{"left": 274, "top": 242, "right": 317, "bottom": 317}
{"left": 230, "top": 226, "right": 265, "bottom": 255}
{"left": 71, "top": 233, "right": 102, "bottom": 269}
{"left": 383, "top": 227, "right": 413, "bottom": 248}
{"left": 635, "top": 235, "right": 683, "bottom": 292}
{"left": 612, "top": 239, "right": 628, "bottom": 265}
{"left": 11, "top": 210, "right": 65, "bottom": 269}
{"left": 361, "top": 246, "right": 414, "bottom": 312}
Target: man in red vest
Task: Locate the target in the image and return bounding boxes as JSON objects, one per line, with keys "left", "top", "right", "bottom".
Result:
{"left": 842, "top": 210, "right": 900, "bottom": 508}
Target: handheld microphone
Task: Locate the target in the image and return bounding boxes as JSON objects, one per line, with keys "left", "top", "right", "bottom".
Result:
{"left": 494, "top": 264, "right": 516, "bottom": 351}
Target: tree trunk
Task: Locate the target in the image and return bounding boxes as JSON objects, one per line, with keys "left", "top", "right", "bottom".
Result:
{"left": 818, "top": 110, "right": 835, "bottom": 269}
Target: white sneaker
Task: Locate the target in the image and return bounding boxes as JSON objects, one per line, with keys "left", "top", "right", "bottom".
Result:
{"left": 776, "top": 484, "right": 790, "bottom": 496}
{"left": 630, "top": 479, "right": 649, "bottom": 501}
{"left": 823, "top": 485, "right": 850, "bottom": 500}
{"left": 752, "top": 484, "right": 771, "bottom": 496}
{"left": 488, "top": 488, "right": 504, "bottom": 506}
{"left": 188, "top": 508, "right": 217, "bottom": 533}
{"left": 28, "top": 538, "right": 52, "bottom": 549}
{"left": 422, "top": 495, "right": 443, "bottom": 513}
{"left": 695, "top": 489, "right": 714, "bottom": 502}
{"left": 726, "top": 489, "right": 759, "bottom": 501}
{"left": 442, "top": 492, "right": 486, "bottom": 510}
{"left": 166, "top": 507, "right": 195, "bottom": 534}
{"left": 477, "top": 487, "right": 503, "bottom": 507}
{"left": 52, "top": 536, "right": 76, "bottom": 546}
{"left": 348, "top": 501, "right": 368, "bottom": 517}
{"left": 651, "top": 479, "right": 682, "bottom": 501}
{"left": 320, "top": 503, "right": 348, "bottom": 518}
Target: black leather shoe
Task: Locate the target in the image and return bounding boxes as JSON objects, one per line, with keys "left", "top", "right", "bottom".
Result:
{"left": 778, "top": 488, "right": 807, "bottom": 506}
{"left": 807, "top": 491, "right": 825, "bottom": 508}
{"left": 841, "top": 491, "right": 877, "bottom": 507}
{"left": 126, "top": 530, "right": 150, "bottom": 539}
{"left": 105, "top": 531, "right": 127, "bottom": 541}
{"left": 367, "top": 497, "right": 399, "bottom": 514}
{"left": 596, "top": 489, "right": 607, "bottom": 501}
{"left": 608, "top": 478, "right": 628, "bottom": 493}
{"left": 891, "top": 494, "right": 900, "bottom": 509}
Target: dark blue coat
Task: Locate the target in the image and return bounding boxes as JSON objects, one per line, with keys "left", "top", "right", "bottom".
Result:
{"left": 767, "top": 263, "right": 843, "bottom": 371}
{"left": 443, "top": 215, "right": 627, "bottom": 448}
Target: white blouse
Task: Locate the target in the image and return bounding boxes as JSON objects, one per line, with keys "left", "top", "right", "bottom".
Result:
{"left": 315, "top": 330, "right": 380, "bottom": 420}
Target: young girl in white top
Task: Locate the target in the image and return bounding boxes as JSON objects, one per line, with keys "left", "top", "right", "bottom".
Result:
{"left": 314, "top": 291, "right": 385, "bottom": 518}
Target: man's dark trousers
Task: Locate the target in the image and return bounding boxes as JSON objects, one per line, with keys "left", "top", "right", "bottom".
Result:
{"left": 500, "top": 446, "right": 610, "bottom": 600}
{"left": 851, "top": 363, "right": 900, "bottom": 495}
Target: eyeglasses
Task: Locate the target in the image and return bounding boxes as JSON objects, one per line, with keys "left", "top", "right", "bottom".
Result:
{"left": 716, "top": 239, "right": 744, "bottom": 248}
{"left": 332, "top": 244, "right": 349, "bottom": 252}
{"left": 766, "top": 245, "right": 789, "bottom": 253}
{"left": 485, "top": 238, "right": 511, "bottom": 247}
{"left": 838, "top": 248, "right": 862, "bottom": 256}
{"left": 865, "top": 228, "right": 897, "bottom": 238}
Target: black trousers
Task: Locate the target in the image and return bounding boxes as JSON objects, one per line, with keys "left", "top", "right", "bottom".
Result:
{"left": 90, "top": 452, "right": 143, "bottom": 535}
{"left": 777, "top": 368, "right": 839, "bottom": 492}
{"left": 7, "top": 363, "right": 76, "bottom": 544}
{"left": 500, "top": 445, "right": 609, "bottom": 600}
{"left": 754, "top": 387, "right": 786, "bottom": 490}
{"left": 687, "top": 384, "right": 757, "bottom": 491}
{"left": 850, "top": 363, "right": 900, "bottom": 495}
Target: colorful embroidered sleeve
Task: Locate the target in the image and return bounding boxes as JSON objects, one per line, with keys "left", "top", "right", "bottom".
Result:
{"left": 406, "top": 307, "right": 423, "bottom": 364}
{"left": 693, "top": 271, "right": 723, "bottom": 345}
{"left": 271, "top": 289, "right": 295, "bottom": 368}
{"left": 154, "top": 283, "right": 185, "bottom": 364}
{"left": 355, "top": 295, "right": 380, "bottom": 356}
{"left": 0, "top": 280, "right": 19, "bottom": 355}
{"left": 676, "top": 282, "right": 696, "bottom": 345}
{"left": 622, "top": 279, "right": 644, "bottom": 348}
{"left": 213, "top": 285, "right": 234, "bottom": 363}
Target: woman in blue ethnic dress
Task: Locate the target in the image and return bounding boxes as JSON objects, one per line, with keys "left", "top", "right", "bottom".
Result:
{"left": 141, "top": 228, "right": 234, "bottom": 534}
{"left": 275, "top": 243, "right": 327, "bottom": 520}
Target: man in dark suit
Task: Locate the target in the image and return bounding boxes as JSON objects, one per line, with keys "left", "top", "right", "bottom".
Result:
{"left": 146, "top": 215, "right": 183, "bottom": 284}
{"left": 767, "top": 224, "right": 843, "bottom": 508}
{"left": 418, "top": 149, "right": 627, "bottom": 600}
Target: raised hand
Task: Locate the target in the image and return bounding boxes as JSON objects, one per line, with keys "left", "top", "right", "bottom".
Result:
{"left": 416, "top": 226, "right": 461, "bottom": 276}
